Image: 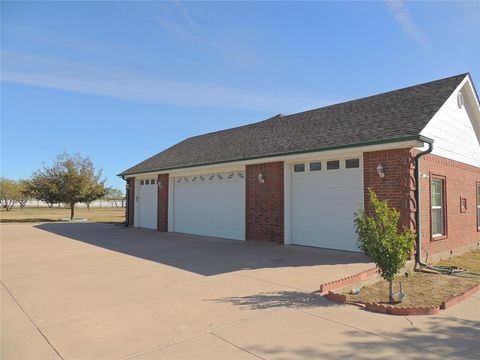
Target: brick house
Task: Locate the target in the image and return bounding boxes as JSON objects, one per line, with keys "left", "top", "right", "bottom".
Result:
{"left": 119, "top": 74, "right": 480, "bottom": 262}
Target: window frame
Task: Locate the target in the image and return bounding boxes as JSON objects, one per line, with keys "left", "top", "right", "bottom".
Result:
{"left": 326, "top": 160, "right": 340, "bottom": 170}
{"left": 430, "top": 175, "right": 447, "bottom": 240}
{"left": 309, "top": 161, "right": 322, "bottom": 172}
{"left": 345, "top": 158, "right": 360, "bottom": 169}
{"left": 293, "top": 163, "right": 305, "bottom": 173}
{"left": 477, "top": 181, "right": 480, "bottom": 231}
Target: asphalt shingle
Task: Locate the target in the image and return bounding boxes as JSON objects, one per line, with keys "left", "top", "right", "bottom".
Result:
{"left": 119, "top": 74, "right": 467, "bottom": 176}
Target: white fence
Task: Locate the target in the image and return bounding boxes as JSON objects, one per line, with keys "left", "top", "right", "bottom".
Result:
{"left": 14, "top": 200, "right": 126, "bottom": 208}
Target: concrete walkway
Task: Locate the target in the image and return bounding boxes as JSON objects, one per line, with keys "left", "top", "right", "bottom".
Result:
{"left": 1, "top": 223, "right": 479, "bottom": 359}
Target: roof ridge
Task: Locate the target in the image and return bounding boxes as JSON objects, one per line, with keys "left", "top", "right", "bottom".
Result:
{"left": 277, "top": 73, "right": 469, "bottom": 120}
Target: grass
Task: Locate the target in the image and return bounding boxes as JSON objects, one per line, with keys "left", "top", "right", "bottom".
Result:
{"left": 438, "top": 250, "right": 480, "bottom": 273}
{"left": 345, "top": 250, "right": 480, "bottom": 308}
{"left": 0, "top": 207, "right": 126, "bottom": 224}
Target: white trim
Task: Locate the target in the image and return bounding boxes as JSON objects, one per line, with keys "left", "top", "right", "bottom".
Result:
{"left": 168, "top": 175, "right": 174, "bottom": 232}
{"left": 284, "top": 162, "right": 292, "bottom": 245}
{"left": 123, "top": 140, "right": 424, "bottom": 179}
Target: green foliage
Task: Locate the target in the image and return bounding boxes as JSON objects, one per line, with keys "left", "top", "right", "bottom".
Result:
{"left": 27, "top": 152, "right": 106, "bottom": 218}
{"left": 0, "top": 178, "right": 31, "bottom": 211}
{"left": 354, "top": 189, "right": 415, "bottom": 282}
{"left": 103, "top": 188, "right": 125, "bottom": 200}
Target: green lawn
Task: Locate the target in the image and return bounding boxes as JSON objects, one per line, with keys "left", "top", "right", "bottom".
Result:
{"left": 0, "top": 207, "right": 126, "bottom": 223}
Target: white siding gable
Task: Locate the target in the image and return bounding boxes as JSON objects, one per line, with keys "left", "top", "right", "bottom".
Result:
{"left": 420, "top": 77, "right": 480, "bottom": 167}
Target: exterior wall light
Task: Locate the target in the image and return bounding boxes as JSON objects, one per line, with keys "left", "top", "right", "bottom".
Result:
{"left": 258, "top": 173, "right": 265, "bottom": 183}
{"left": 377, "top": 164, "right": 385, "bottom": 178}
{"left": 158, "top": 180, "right": 164, "bottom": 189}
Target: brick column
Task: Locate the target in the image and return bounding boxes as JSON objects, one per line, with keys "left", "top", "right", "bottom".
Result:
{"left": 246, "top": 161, "right": 284, "bottom": 243}
{"left": 157, "top": 174, "right": 169, "bottom": 232}
{"left": 363, "top": 149, "right": 416, "bottom": 231}
{"left": 128, "top": 177, "right": 135, "bottom": 227}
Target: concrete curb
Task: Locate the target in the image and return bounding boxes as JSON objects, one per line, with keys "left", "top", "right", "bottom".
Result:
{"left": 440, "top": 283, "right": 480, "bottom": 310}
{"left": 320, "top": 267, "right": 380, "bottom": 293}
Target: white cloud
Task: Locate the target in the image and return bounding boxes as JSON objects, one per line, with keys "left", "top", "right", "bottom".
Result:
{"left": 384, "top": 0, "right": 430, "bottom": 49}
{"left": 1, "top": 51, "right": 326, "bottom": 112}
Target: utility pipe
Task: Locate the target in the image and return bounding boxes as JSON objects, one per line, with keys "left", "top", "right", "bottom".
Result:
{"left": 414, "top": 140, "right": 434, "bottom": 266}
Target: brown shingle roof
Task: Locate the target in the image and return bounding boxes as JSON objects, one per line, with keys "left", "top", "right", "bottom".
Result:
{"left": 119, "top": 74, "right": 467, "bottom": 176}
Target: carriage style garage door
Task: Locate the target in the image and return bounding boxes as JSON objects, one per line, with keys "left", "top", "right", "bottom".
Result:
{"left": 291, "top": 158, "right": 363, "bottom": 252}
{"left": 135, "top": 178, "right": 158, "bottom": 229}
{"left": 173, "top": 171, "right": 245, "bottom": 240}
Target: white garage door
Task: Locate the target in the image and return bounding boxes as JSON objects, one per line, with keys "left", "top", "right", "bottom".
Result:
{"left": 135, "top": 178, "right": 158, "bottom": 229}
{"left": 291, "top": 158, "right": 363, "bottom": 252}
{"left": 173, "top": 171, "right": 245, "bottom": 240}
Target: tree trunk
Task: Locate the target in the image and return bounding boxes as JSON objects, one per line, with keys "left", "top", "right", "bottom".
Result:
{"left": 70, "top": 203, "right": 75, "bottom": 220}
{"left": 6, "top": 200, "right": 15, "bottom": 211}
{"left": 389, "top": 279, "right": 394, "bottom": 303}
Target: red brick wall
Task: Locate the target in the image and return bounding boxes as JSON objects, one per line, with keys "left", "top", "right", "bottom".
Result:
{"left": 246, "top": 161, "right": 284, "bottom": 243}
{"left": 127, "top": 177, "right": 135, "bottom": 227}
{"left": 363, "top": 149, "right": 416, "bottom": 231}
{"left": 364, "top": 149, "right": 480, "bottom": 258}
{"left": 157, "top": 174, "right": 169, "bottom": 232}
{"left": 418, "top": 153, "right": 480, "bottom": 257}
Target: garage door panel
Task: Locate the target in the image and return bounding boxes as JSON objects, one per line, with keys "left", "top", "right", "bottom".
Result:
{"left": 135, "top": 179, "right": 158, "bottom": 229}
{"left": 292, "top": 162, "right": 363, "bottom": 252}
{"left": 173, "top": 172, "right": 245, "bottom": 240}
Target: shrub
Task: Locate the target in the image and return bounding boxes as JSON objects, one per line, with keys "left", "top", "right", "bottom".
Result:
{"left": 354, "top": 189, "right": 415, "bottom": 303}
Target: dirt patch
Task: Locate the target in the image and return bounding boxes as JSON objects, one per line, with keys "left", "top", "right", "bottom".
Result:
{"left": 345, "top": 250, "right": 480, "bottom": 308}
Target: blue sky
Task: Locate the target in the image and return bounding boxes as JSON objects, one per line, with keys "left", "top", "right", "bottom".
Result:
{"left": 1, "top": 1, "right": 479, "bottom": 190}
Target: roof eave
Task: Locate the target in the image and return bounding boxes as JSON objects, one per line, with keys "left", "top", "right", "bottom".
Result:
{"left": 117, "top": 134, "right": 433, "bottom": 177}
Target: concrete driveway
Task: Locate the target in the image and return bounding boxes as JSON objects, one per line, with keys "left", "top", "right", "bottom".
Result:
{"left": 1, "top": 223, "right": 479, "bottom": 360}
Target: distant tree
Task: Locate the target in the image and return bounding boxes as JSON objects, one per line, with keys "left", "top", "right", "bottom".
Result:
{"left": 84, "top": 182, "right": 107, "bottom": 210}
{"left": 354, "top": 189, "right": 415, "bottom": 303}
{"left": 24, "top": 172, "right": 60, "bottom": 208}
{"left": 28, "top": 152, "right": 107, "bottom": 219}
{"left": 0, "top": 178, "right": 24, "bottom": 211}
{"left": 103, "top": 188, "right": 125, "bottom": 207}
{"left": 17, "top": 180, "right": 32, "bottom": 208}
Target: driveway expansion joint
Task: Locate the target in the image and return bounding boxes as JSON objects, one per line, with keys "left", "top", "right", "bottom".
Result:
{"left": 1, "top": 282, "right": 64, "bottom": 360}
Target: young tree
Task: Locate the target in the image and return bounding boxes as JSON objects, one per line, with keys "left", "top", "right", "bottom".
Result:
{"left": 103, "top": 188, "right": 124, "bottom": 208}
{"left": 354, "top": 189, "right": 415, "bottom": 303}
{"left": 28, "top": 152, "right": 107, "bottom": 219}
{"left": 0, "top": 178, "right": 24, "bottom": 211}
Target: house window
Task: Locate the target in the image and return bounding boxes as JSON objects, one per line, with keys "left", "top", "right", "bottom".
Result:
{"left": 477, "top": 183, "right": 480, "bottom": 230}
{"left": 294, "top": 163, "right": 305, "bottom": 172}
{"left": 345, "top": 158, "right": 360, "bottom": 169}
{"left": 327, "top": 160, "right": 340, "bottom": 170}
{"left": 309, "top": 162, "right": 322, "bottom": 171}
{"left": 431, "top": 178, "right": 446, "bottom": 237}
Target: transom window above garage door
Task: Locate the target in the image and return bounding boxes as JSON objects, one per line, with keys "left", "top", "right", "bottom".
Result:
{"left": 294, "top": 157, "right": 360, "bottom": 173}
{"left": 139, "top": 179, "right": 156, "bottom": 186}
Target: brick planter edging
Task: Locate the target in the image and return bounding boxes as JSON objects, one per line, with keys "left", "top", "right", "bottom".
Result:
{"left": 364, "top": 302, "right": 440, "bottom": 316}
{"left": 441, "top": 283, "right": 480, "bottom": 310}
{"left": 320, "top": 267, "right": 380, "bottom": 293}
{"left": 324, "top": 292, "right": 440, "bottom": 315}
{"left": 324, "top": 291, "right": 347, "bottom": 304}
